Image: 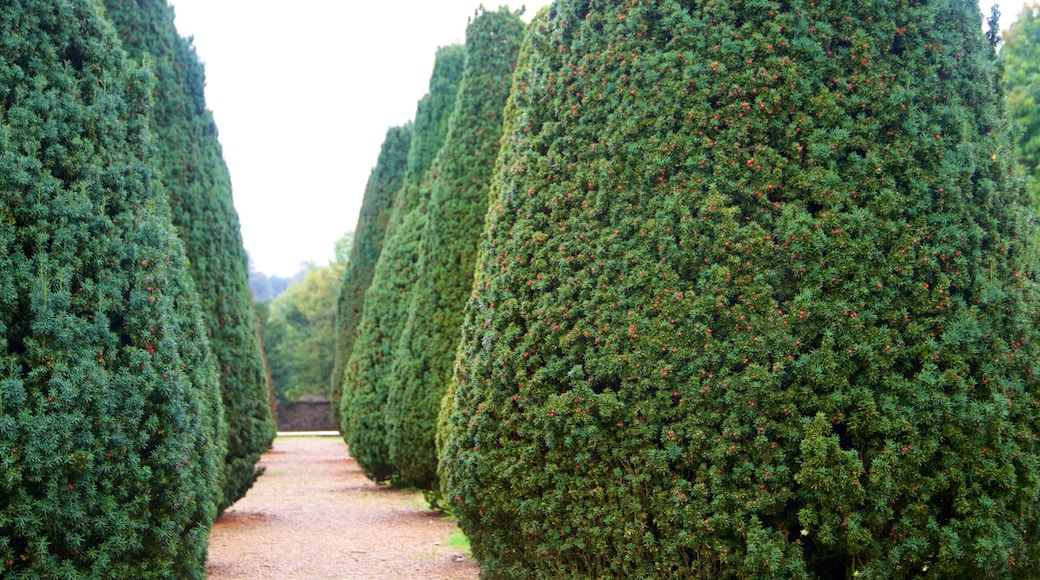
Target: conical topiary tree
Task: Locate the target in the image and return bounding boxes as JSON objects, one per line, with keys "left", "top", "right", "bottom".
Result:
{"left": 1004, "top": 3, "right": 1040, "bottom": 203}
{"left": 435, "top": 5, "right": 548, "bottom": 507}
{"left": 101, "top": 0, "right": 276, "bottom": 512}
{"left": 340, "top": 45, "right": 466, "bottom": 483}
{"left": 330, "top": 123, "right": 412, "bottom": 428}
{"left": 441, "top": 0, "right": 1040, "bottom": 577}
{"left": 0, "top": 0, "right": 225, "bottom": 576}
{"left": 386, "top": 6, "right": 525, "bottom": 495}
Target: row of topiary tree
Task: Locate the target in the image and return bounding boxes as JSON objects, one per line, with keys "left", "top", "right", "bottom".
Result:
{"left": 336, "top": 0, "right": 1040, "bottom": 577}
{"left": 0, "top": 0, "right": 274, "bottom": 577}
{"left": 336, "top": 7, "right": 527, "bottom": 497}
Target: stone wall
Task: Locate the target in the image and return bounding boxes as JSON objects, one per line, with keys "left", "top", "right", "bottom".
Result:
{"left": 277, "top": 401, "right": 337, "bottom": 432}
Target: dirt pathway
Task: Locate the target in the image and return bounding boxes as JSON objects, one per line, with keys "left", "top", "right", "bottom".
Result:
{"left": 206, "top": 434, "right": 479, "bottom": 579}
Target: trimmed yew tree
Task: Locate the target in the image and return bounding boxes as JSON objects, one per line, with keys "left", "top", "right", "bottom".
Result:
{"left": 341, "top": 45, "right": 466, "bottom": 482}
{"left": 1004, "top": 3, "right": 1040, "bottom": 202}
{"left": 387, "top": 7, "right": 525, "bottom": 494}
{"left": 441, "top": 0, "right": 1040, "bottom": 577}
{"left": 435, "top": 6, "right": 547, "bottom": 506}
{"left": 0, "top": 1, "right": 225, "bottom": 576}
{"left": 330, "top": 124, "right": 412, "bottom": 427}
{"left": 102, "top": 0, "right": 276, "bottom": 512}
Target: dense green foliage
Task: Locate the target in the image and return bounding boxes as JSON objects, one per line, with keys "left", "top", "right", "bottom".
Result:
{"left": 330, "top": 125, "right": 412, "bottom": 427}
{"left": 341, "top": 45, "right": 466, "bottom": 482}
{"left": 0, "top": 1, "right": 225, "bottom": 576}
{"left": 261, "top": 239, "right": 348, "bottom": 406}
{"left": 102, "top": 0, "right": 276, "bottom": 512}
{"left": 441, "top": 0, "right": 1040, "bottom": 577}
{"left": 1004, "top": 3, "right": 1040, "bottom": 202}
{"left": 387, "top": 7, "right": 525, "bottom": 494}
{"left": 436, "top": 6, "right": 546, "bottom": 508}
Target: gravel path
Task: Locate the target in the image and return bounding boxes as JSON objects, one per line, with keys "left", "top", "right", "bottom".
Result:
{"left": 206, "top": 434, "right": 479, "bottom": 579}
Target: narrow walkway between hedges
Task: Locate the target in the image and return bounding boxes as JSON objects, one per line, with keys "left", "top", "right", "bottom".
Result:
{"left": 206, "top": 434, "right": 477, "bottom": 580}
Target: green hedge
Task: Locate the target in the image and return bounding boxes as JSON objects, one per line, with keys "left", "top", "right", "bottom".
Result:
{"left": 386, "top": 7, "right": 525, "bottom": 495}
{"left": 331, "top": 124, "right": 412, "bottom": 427}
{"left": 435, "top": 5, "right": 548, "bottom": 508}
{"left": 102, "top": 0, "right": 275, "bottom": 512}
{"left": 441, "top": 0, "right": 1040, "bottom": 577}
{"left": 0, "top": 1, "right": 225, "bottom": 576}
{"left": 341, "top": 45, "right": 466, "bottom": 482}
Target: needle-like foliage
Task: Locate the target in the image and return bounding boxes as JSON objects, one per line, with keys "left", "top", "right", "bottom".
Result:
{"left": 387, "top": 6, "right": 525, "bottom": 496}
{"left": 0, "top": 1, "right": 225, "bottom": 575}
{"left": 101, "top": 0, "right": 276, "bottom": 513}
{"left": 441, "top": 1, "right": 1040, "bottom": 577}
{"left": 330, "top": 124, "right": 412, "bottom": 428}
{"left": 341, "top": 45, "right": 466, "bottom": 482}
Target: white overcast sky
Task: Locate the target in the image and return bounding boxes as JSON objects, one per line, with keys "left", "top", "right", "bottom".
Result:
{"left": 167, "top": 0, "right": 1019, "bottom": 277}
{"left": 166, "top": 1, "right": 551, "bottom": 277}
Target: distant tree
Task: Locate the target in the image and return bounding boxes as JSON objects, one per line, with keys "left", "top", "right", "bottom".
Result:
{"left": 330, "top": 124, "right": 412, "bottom": 427}
{"left": 333, "top": 230, "right": 353, "bottom": 264}
{"left": 262, "top": 235, "right": 350, "bottom": 405}
{"left": 1004, "top": 3, "right": 1040, "bottom": 202}
{"left": 341, "top": 45, "right": 467, "bottom": 483}
{"left": 442, "top": 0, "right": 1040, "bottom": 577}
{"left": 249, "top": 268, "right": 293, "bottom": 303}
{"left": 102, "top": 0, "right": 276, "bottom": 512}
{"left": 387, "top": 7, "right": 525, "bottom": 495}
{"left": 0, "top": 1, "right": 225, "bottom": 576}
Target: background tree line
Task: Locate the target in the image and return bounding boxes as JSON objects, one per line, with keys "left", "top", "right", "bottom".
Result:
{"left": 256, "top": 233, "right": 351, "bottom": 406}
